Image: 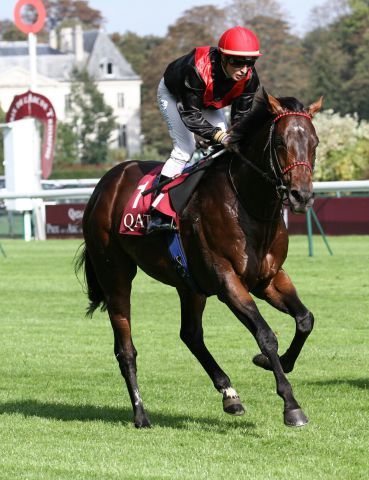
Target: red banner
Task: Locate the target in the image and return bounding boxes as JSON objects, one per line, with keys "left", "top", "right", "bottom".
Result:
{"left": 6, "top": 90, "right": 57, "bottom": 179}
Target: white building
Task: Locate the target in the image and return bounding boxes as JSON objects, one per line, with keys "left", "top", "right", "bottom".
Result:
{"left": 0, "top": 26, "right": 142, "bottom": 156}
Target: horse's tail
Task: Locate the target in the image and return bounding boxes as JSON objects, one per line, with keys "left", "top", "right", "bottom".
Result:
{"left": 74, "top": 244, "right": 107, "bottom": 317}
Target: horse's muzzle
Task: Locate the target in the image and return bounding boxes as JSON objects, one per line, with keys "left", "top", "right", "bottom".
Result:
{"left": 288, "top": 189, "right": 314, "bottom": 214}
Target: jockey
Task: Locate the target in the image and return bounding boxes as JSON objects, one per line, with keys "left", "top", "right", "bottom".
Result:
{"left": 147, "top": 26, "right": 262, "bottom": 233}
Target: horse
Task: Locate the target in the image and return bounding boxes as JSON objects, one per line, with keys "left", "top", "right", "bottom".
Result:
{"left": 75, "top": 87, "right": 322, "bottom": 428}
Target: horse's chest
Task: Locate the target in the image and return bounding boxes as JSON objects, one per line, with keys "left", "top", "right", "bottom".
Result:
{"left": 257, "top": 253, "right": 279, "bottom": 280}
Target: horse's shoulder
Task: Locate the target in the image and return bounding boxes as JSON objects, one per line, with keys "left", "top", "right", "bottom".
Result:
{"left": 196, "top": 157, "right": 232, "bottom": 198}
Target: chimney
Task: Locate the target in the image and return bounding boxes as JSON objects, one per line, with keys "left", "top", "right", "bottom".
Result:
{"left": 74, "top": 25, "right": 84, "bottom": 63}
{"left": 49, "top": 29, "right": 58, "bottom": 49}
{"left": 59, "top": 27, "right": 73, "bottom": 53}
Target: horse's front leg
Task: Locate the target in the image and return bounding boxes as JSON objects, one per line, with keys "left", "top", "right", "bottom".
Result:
{"left": 219, "top": 276, "right": 308, "bottom": 427}
{"left": 178, "top": 288, "right": 245, "bottom": 416}
{"left": 252, "top": 269, "right": 314, "bottom": 373}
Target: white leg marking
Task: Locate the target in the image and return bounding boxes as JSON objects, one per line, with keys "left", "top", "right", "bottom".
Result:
{"left": 221, "top": 387, "right": 239, "bottom": 399}
{"left": 134, "top": 388, "right": 143, "bottom": 406}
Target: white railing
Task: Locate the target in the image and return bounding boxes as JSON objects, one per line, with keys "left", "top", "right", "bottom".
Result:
{"left": 1, "top": 180, "right": 368, "bottom": 241}
{"left": 1, "top": 179, "right": 369, "bottom": 202}
{"left": 312, "top": 180, "right": 369, "bottom": 194}
{"left": 0, "top": 187, "right": 94, "bottom": 200}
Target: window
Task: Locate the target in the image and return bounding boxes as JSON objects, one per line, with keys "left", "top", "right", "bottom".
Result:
{"left": 117, "top": 93, "right": 124, "bottom": 109}
{"left": 65, "top": 94, "right": 72, "bottom": 112}
{"left": 99, "top": 59, "right": 115, "bottom": 77}
{"left": 118, "top": 124, "right": 127, "bottom": 148}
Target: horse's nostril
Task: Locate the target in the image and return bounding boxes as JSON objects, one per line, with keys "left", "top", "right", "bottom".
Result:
{"left": 291, "top": 190, "right": 302, "bottom": 202}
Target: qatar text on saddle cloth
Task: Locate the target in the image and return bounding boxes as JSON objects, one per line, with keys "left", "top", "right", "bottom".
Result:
{"left": 119, "top": 166, "right": 188, "bottom": 235}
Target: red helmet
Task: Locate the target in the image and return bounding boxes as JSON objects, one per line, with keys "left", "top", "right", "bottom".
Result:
{"left": 218, "top": 26, "right": 262, "bottom": 57}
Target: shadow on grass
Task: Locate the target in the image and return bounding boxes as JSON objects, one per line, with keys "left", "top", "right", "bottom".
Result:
{"left": 0, "top": 399, "right": 257, "bottom": 434}
{"left": 305, "top": 378, "right": 369, "bottom": 389}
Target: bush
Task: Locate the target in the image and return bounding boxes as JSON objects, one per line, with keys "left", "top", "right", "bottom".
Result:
{"left": 314, "top": 110, "right": 369, "bottom": 180}
{"left": 131, "top": 145, "right": 164, "bottom": 161}
{"left": 107, "top": 148, "right": 127, "bottom": 164}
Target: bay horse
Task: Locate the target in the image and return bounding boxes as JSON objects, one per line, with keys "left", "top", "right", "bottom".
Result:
{"left": 76, "top": 88, "right": 322, "bottom": 428}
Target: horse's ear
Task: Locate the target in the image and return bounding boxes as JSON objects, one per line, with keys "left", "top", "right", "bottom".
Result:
{"left": 267, "top": 94, "right": 285, "bottom": 115}
{"left": 306, "top": 96, "right": 323, "bottom": 117}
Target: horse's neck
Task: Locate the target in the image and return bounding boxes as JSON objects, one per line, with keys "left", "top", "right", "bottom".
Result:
{"left": 230, "top": 150, "right": 282, "bottom": 221}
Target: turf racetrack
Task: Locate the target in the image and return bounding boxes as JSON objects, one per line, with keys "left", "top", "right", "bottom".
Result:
{"left": 0, "top": 237, "right": 368, "bottom": 479}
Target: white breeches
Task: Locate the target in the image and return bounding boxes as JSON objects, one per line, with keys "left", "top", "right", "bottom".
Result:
{"left": 157, "top": 77, "right": 227, "bottom": 177}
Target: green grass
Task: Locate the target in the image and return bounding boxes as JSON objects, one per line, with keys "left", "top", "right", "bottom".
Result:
{"left": 0, "top": 236, "right": 368, "bottom": 479}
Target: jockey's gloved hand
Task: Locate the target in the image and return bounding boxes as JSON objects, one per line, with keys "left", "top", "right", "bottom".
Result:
{"left": 195, "top": 134, "right": 211, "bottom": 150}
{"left": 212, "top": 129, "right": 231, "bottom": 147}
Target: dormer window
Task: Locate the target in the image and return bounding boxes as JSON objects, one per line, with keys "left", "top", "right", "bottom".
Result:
{"left": 99, "top": 58, "right": 115, "bottom": 77}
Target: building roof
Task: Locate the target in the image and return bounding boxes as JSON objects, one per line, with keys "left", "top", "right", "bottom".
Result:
{"left": 0, "top": 29, "right": 140, "bottom": 82}
{"left": 86, "top": 31, "right": 138, "bottom": 81}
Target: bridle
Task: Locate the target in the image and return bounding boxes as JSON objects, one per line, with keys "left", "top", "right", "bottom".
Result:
{"left": 230, "top": 110, "right": 314, "bottom": 199}
{"left": 269, "top": 111, "right": 313, "bottom": 179}
{"left": 228, "top": 110, "right": 314, "bottom": 218}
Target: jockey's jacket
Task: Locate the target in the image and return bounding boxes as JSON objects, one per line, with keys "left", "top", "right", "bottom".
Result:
{"left": 163, "top": 46, "right": 260, "bottom": 141}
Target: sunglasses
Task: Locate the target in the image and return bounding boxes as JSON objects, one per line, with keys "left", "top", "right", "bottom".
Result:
{"left": 227, "top": 57, "right": 256, "bottom": 68}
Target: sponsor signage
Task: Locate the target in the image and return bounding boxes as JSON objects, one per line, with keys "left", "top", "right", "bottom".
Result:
{"left": 6, "top": 91, "right": 57, "bottom": 179}
{"left": 14, "top": 0, "right": 46, "bottom": 34}
{"left": 46, "top": 204, "right": 85, "bottom": 238}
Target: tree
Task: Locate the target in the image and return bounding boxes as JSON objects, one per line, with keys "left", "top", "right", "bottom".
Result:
{"left": 0, "top": 20, "right": 27, "bottom": 41}
{"left": 303, "top": 27, "right": 351, "bottom": 112}
{"left": 308, "top": 0, "right": 351, "bottom": 29}
{"left": 304, "top": 0, "right": 369, "bottom": 119}
{"left": 54, "top": 122, "right": 79, "bottom": 166}
{"left": 111, "top": 31, "right": 163, "bottom": 78}
{"left": 43, "top": 0, "right": 104, "bottom": 31}
{"left": 69, "top": 69, "right": 116, "bottom": 164}
{"left": 140, "top": 5, "right": 225, "bottom": 156}
{"left": 227, "top": 0, "right": 285, "bottom": 26}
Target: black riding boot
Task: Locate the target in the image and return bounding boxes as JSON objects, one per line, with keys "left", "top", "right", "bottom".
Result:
{"left": 146, "top": 174, "right": 177, "bottom": 234}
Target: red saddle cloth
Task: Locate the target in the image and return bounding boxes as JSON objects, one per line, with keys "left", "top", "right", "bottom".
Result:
{"left": 119, "top": 166, "right": 187, "bottom": 236}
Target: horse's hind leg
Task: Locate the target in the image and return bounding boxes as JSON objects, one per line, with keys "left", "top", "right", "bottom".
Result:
{"left": 178, "top": 288, "right": 245, "bottom": 416}
{"left": 93, "top": 250, "right": 150, "bottom": 428}
{"left": 252, "top": 269, "right": 314, "bottom": 374}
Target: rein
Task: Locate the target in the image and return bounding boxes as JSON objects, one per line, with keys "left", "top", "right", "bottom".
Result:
{"left": 228, "top": 110, "right": 314, "bottom": 219}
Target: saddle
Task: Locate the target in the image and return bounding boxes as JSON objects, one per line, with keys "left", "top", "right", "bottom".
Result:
{"left": 119, "top": 148, "right": 224, "bottom": 236}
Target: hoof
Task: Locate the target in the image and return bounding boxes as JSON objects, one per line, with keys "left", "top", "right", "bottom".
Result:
{"left": 134, "top": 415, "right": 151, "bottom": 428}
{"left": 284, "top": 408, "right": 308, "bottom": 427}
{"left": 252, "top": 353, "right": 272, "bottom": 371}
{"left": 223, "top": 397, "right": 245, "bottom": 416}
{"left": 253, "top": 353, "right": 294, "bottom": 373}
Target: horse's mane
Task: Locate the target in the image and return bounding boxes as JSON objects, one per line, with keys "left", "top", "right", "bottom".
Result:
{"left": 230, "top": 87, "right": 305, "bottom": 148}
